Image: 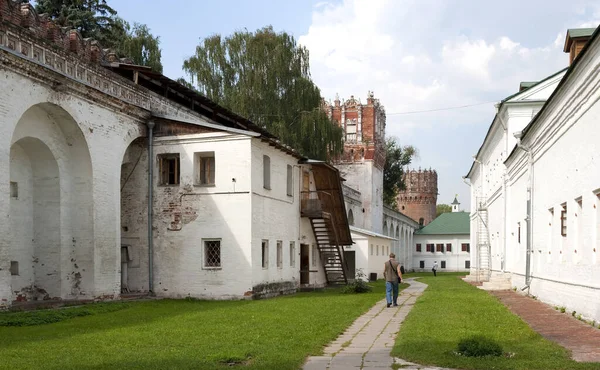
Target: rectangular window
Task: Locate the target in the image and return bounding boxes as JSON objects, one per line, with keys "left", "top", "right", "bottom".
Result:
{"left": 159, "top": 154, "right": 180, "bottom": 185}
{"left": 436, "top": 243, "right": 443, "bottom": 252}
{"left": 262, "top": 240, "right": 269, "bottom": 269}
{"left": 561, "top": 204, "right": 567, "bottom": 237}
{"left": 289, "top": 241, "right": 296, "bottom": 267}
{"left": 10, "top": 182, "right": 18, "bottom": 198}
{"left": 518, "top": 222, "right": 521, "bottom": 243}
{"left": 10, "top": 261, "right": 18, "bottom": 276}
{"left": 376, "top": 245, "right": 379, "bottom": 256}
{"left": 263, "top": 155, "right": 271, "bottom": 190}
{"left": 461, "top": 243, "right": 470, "bottom": 252}
{"left": 195, "top": 152, "right": 215, "bottom": 186}
{"left": 416, "top": 243, "right": 422, "bottom": 252}
{"left": 428, "top": 244, "right": 435, "bottom": 253}
{"left": 387, "top": 246, "right": 389, "bottom": 255}
{"left": 446, "top": 243, "right": 452, "bottom": 252}
{"left": 370, "top": 244, "right": 373, "bottom": 255}
{"left": 419, "top": 260, "right": 425, "bottom": 268}
{"left": 312, "top": 244, "right": 317, "bottom": 267}
{"left": 203, "top": 239, "right": 221, "bottom": 268}
{"left": 277, "top": 240, "right": 283, "bottom": 268}
{"left": 441, "top": 261, "right": 446, "bottom": 269}
{"left": 286, "top": 165, "right": 293, "bottom": 196}
{"left": 465, "top": 260, "right": 471, "bottom": 269}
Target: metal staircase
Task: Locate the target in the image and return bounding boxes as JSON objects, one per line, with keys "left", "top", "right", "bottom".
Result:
{"left": 309, "top": 212, "right": 348, "bottom": 285}
{"left": 476, "top": 197, "right": 491, "bottom": 282}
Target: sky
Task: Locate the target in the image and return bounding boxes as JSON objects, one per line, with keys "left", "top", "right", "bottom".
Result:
{"left": 111, "top": 0, "right": 600, "bottom": 210}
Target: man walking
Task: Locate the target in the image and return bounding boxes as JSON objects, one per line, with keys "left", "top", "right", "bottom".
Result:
{"left": 432, "top": 261, "right": 438, "bottom": 277}
{"left": 383, "top": 253, "right": 402, "bottom": 308}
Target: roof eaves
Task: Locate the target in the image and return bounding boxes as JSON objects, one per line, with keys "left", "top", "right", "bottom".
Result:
{"left": 507, "top": 25, "right": 600, "bottom": 163}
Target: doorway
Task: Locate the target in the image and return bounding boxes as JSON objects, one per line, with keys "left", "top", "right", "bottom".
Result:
{"left": 344, "top": 250, "right": 356, "bottom": 280}
{"left": 300, "top": 244, "right": 310, "bottom": 284}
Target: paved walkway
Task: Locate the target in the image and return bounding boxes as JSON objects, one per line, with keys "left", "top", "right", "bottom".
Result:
{"left": 302, "top": 279, "right": 452, "bottom": 370}
{"left": 491, "top": 290, "right": 600, "bottom": 363}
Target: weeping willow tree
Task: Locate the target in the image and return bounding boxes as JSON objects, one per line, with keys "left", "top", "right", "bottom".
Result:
{"left": 182, "top": 26, "right": 343, "bottom": 160}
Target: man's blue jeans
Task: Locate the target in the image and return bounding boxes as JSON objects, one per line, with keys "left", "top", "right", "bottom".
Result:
{"left": 386, "top": 281, "right": 399, "bottom": 305}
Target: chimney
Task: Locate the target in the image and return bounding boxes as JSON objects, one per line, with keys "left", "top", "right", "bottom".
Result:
{"left": 564, "top": 27, "right": 597, "bottom": 64}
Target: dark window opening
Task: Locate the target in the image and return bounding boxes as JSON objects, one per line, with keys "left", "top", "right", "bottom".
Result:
{"left": 419, "top": 260, "right": 425, "bottom": 268}
{"left": 159, "top": 154, "right": 180, "bottom": 185}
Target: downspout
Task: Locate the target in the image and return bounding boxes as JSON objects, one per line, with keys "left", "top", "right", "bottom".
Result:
{"left": 147, "top": 119, "right": 155, "bottom": 294}
{"left": 497, "top": 108, "right": 508, "bottom": 273}
{"left": 514, "top": 131, "right": 533, "bottom": 290}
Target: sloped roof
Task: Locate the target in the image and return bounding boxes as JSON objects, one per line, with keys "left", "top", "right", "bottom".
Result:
{"left": 415, "top": 212, "right": 470, "bottom": 235}
{"left": 508, "top": 25, "right": 600, "bottom": 163}
{"left": 464, "top": 67, "right": 567, "bottom": 179}
{"left": 451, "top": 196, "right": 460, "bottom": 205}
{"left": 350, "top": 226, "right": 397, "bottom": 240}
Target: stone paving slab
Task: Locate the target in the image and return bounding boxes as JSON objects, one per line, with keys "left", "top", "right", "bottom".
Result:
{"left": 301, "top": 278, "right": 454, "bottom": 370}
{"left": 491, "top": 290, "right": 600, "bottom": 363}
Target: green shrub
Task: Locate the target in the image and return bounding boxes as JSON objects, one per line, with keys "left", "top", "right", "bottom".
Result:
{"left": 0, "top": 302, "right": 129, "bottom": 327}
{"left": 341, "top": 269, "right": 373, "bottom": 294}
{"left": 457, "top": 335, "right": 503, "bottom": 357}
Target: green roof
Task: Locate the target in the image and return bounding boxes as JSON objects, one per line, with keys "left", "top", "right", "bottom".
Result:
{"left": 415, "top": 212, "right": 470, "bottom": 235}
{"left": 567, "top": 28, "right": 596, "bottom": 39}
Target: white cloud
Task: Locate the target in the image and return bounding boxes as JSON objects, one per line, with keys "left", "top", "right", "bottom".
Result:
{"left": 299, "top": 0, "right": 599, "bottom": 207}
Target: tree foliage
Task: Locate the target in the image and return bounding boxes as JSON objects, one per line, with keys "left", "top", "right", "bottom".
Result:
{"left": 436, "top": 204, "right": 452, "bottom": 217}
{"left": 383, "top": 137, "right": 417, "bottom": 208}
{"left": 33, "top": 0, "right": 162, "bottom": 72}
{"left": 182, "top": 26, "right": 343, "bottom": 160}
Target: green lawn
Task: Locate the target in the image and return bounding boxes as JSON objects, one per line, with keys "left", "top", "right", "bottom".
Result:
{"left": 0, "top": 281, "right": 395, "bottom": 370}
{"left": 393, "top": 273, "right": 600, "bottom": 370}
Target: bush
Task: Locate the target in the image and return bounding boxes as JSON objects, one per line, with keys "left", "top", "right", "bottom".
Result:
{"left": 341, "top": 269, "right": 373, "bottom": 294}
{"left": 457, "top": 335, "right": 503, "bottom": 357}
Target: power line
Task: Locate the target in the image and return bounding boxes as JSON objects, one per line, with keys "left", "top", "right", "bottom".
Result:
{"left": 386, "top": 101, "right": 497, "bottom": 116}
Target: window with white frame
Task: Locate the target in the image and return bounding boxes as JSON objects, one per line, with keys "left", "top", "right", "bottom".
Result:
{"left": 286, "top": 165, "right": 293, "bottom": 196}
{"left": 262, "top": 240, "right": 269, "bottom": 269}
{"left": 312, "top": 244, "right": 317, "bottom": 267}
{"left": 289, "top": 241, "right": 296, "bottom": 267}
{"left": 203, "top": 239, "right": 221, "bottom": 268}
{"left": 277, "top": 240, "right": 283, "bottom": 268}
{"left": 195, "top": 152, "right": 215, "bottom": 186}
{"left": 345, "top": 118, "right": 357, "bottom": 142}
{"left": 263, "top": 155, "right": 271, "bottom": 190}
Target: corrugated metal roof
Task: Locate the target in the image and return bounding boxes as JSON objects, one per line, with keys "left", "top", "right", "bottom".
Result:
{"left": 415, "top": 212, "right": 470, "bottom": 235}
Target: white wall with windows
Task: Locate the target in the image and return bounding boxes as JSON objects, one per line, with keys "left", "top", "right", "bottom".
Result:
{"left": 468, "top": 32, "right": 600, "bottom": 322}
{"left": 413, "top": 235, "right": 471, "bottom": 272}
{"left": 349, "top": 227, "right": 394, "bottom": 281}
{"left": 251, "top": 140, "right": 304, "bottom": 294}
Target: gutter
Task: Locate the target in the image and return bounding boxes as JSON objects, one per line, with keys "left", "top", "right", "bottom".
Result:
{"left": 147, "top": 120, "right": 155, "bottom": 294}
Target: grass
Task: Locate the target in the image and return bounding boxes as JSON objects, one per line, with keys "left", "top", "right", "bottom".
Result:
{"left": 392, "top": 272, "right": 600, "bottom": 370}
{"left": 0, "top": 280, "right": 399, "bottom": 370}
{"left": 0, "top": 302, "right": 130, "bottom": 326}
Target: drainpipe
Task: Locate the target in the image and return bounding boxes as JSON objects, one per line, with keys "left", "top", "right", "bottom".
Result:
{"left": 514, "top": 131, "right": 533, "bottom": 289}
{"left": 497, "top": 111, "right": 508, "bottom": 273}
{"left": 147, "top": 120, "right": 155, "bottom": 294}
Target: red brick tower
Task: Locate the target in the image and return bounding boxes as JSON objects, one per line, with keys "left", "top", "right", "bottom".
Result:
{"left": 323, "top": 91, "right": 386, "bottom": 169}
{"left": 396, "top": 169, "right": 438, "bottom": 226}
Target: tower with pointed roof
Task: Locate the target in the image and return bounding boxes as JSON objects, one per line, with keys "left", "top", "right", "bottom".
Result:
{"left": 452, "top": 195, "right": 460, "bottom": 212}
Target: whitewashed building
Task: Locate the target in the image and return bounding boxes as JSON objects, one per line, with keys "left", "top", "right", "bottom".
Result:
{"left": 0, "top": 1, "right": 353, "bottom": 307}
{"left": 465, "top": 27, "right": 600, "bottom": 322}
{"left": 413, "top": 199, "right": 470, "bottom": 272}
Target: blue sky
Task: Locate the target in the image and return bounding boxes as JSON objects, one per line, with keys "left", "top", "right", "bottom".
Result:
{"left": 112, "top": 0, "right": 600, "bottom": 210}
